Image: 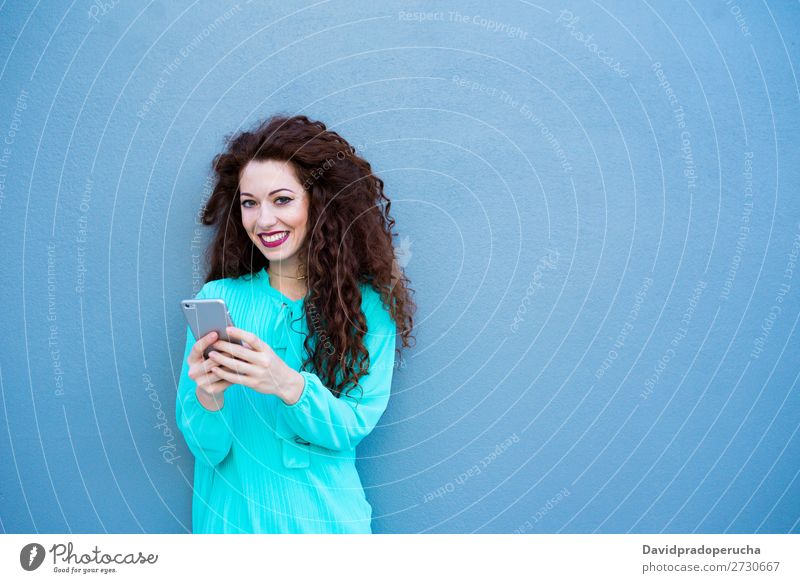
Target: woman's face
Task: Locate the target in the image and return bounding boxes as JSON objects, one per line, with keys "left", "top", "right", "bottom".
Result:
{"left": 239, "top": 159, "right": 309, "bottom": 266}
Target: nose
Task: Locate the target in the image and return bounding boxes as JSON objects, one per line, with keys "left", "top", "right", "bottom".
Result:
{"left": 256, "top": 206, "right": 278, "bottom": 229}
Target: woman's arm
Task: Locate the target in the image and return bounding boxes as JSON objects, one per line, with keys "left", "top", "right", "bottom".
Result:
{"left": 279, "top": 288, "right": 397, "bottom": 451}
{"left": 175, "top": 283, "right": 235, "bottom": 467}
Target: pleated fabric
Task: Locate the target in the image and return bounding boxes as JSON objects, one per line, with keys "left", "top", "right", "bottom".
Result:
{"left": 176, "top": 267, "right": 396, "bottom": 534}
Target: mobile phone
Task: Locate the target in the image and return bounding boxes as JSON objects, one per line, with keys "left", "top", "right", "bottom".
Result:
{"left": 180, "top": 298, "right": 244, "bottom": 359}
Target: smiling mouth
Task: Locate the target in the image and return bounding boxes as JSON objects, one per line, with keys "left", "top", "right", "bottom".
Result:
{"left": 258, "top": 231, "right": 289, "bottom": 247}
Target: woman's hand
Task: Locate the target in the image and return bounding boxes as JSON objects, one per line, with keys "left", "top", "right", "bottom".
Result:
{"left": 207, "top": 327, "right": 304, "bottom": 405}
{"left": 187, "top": 331, "right": 233, "bottom": 410}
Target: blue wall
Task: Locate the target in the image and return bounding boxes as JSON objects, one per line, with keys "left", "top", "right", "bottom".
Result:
{"left": 1, "top": 0, "right": 798, "bottom": 533}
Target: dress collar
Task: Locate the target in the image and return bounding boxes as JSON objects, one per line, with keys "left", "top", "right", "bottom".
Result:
{"left": 256, "top": 267, "right": 306, "bottom": 306}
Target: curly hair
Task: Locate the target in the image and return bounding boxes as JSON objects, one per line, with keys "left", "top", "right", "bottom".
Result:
{"left": 199, "top": 114, "right": 416, "bottom": 398}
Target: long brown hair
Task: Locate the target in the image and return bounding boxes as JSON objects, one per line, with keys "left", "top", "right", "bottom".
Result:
{"left": 200, "top": 114, "right": 416, "bottom": 398}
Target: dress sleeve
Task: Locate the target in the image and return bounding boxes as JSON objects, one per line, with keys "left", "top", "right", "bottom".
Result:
{"left": 279, "top": 287, "right": 397, "bottom": 451}
{"left": 175, "top": 282, "right": 235, "bottom": 467}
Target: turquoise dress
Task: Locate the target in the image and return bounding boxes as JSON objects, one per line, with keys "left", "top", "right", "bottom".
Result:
{"left": 176, "top": 267, "right": 396, "bottom": 533}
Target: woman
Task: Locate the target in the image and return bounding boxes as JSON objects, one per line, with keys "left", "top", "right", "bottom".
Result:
{"left": 176, "top": 115, "right": 415, "bottom": 533}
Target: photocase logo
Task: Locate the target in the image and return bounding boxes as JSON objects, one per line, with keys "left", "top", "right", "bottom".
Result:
{"left": 20, "top": 543, "right": 46, "bottom": 571}
{"left": 389, "top": 235, "right": 413, "bottom": 294}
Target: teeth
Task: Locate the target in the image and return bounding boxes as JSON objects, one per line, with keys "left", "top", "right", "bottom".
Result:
{"left": 261, "top": 231, "right": 288, "bottom": 243}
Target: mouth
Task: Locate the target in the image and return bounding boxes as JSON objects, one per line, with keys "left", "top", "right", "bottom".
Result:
{"left": 258, "top": 231, "right": 290, "bottom": 248}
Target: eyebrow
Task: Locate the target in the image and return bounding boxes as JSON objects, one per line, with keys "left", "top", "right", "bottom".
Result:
{"left": 239, "top": 188, "right": 295, "bottom": 198}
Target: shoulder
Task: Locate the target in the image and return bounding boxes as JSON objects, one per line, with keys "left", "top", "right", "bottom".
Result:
{"left": 359, "top": 282, "right": 395, "bottom": 331}
{"left": 197, "top": 272, "right": 258, "bottom": 299}
{"left": 358, "top": 282, "right": 380, "bottom": 312}
{"left": 196, "top": 279, "right": 222, "bottom": 299}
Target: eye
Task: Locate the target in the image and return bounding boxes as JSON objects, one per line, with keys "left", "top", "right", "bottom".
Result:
{"left": 275, "top": 196, "right": 292, "bottom": 205}
{"left": 241, "top": 199, "right": 256, "bottom": 208}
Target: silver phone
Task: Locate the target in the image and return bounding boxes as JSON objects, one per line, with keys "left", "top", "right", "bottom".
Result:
{"left": 180, "top": 298, "right": 244, "bottom": 359}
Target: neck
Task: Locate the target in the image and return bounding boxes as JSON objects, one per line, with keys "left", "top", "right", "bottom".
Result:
{"left": 267, "top": 259, "right": 304, "bottom": 279}
{"left": 267, "top": 265, "right": 307, "bottom": 301}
